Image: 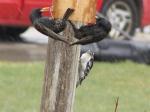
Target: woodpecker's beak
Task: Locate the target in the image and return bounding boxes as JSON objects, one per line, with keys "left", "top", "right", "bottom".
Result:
{"left": 40, "top": 7, "right": 50, "bottom": 12}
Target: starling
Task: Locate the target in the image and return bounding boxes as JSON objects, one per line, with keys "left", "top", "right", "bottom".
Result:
{"left": 30, "top": 7, "right": 74, "bottom": 43}
{"left": 70, "top": 17, "right": 112, "bottom": 45}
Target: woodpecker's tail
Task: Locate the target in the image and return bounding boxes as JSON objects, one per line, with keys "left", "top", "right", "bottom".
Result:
{"left": 63, "top": 8, "right": 74, "bottom": 21}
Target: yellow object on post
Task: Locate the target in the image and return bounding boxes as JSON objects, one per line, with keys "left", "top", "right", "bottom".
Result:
{"left": 52, "top": 0, "right": 97, "bottom": 24}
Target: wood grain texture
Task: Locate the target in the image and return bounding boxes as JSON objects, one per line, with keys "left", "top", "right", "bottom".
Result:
{"left": 51, "top": 0, "right": 97, "bottom": 23}
{"left": 40, "top": 22, "right": 80, "bottom": 112}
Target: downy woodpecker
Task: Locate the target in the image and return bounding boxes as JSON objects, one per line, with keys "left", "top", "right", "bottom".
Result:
{"left": 70, "top": 17, "right": 112, "bottom": 45}
{"left": 30, "top": 7, "right": 74, "bottom": 43}
{"left": 76, "top": 50, "right": 94, "bottom": 87}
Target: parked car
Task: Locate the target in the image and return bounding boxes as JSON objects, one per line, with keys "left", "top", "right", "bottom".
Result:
{"left": 99, "top": 0, "right": 150, "bottom": 39}
{"left": 0, "top": 0, "right": 150, "bottom": 41}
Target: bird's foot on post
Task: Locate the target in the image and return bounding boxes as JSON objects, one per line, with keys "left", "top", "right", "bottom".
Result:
{"left": 70, "top": 36, "right": 94, "bottom": 45}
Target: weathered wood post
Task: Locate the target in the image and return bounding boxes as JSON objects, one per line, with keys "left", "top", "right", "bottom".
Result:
{"left": 40, "top": 0, "right": 97, "bottom": 112}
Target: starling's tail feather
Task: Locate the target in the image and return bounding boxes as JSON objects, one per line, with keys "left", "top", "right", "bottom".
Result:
{"left": 63, "top": 8, "right": 74, "bottom": 21}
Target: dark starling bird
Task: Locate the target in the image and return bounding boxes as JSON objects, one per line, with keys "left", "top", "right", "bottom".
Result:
{"left": 70, "top": 17, "right": 112, "bottom": 45}
{"left": 30, "top": 7, "right": 74, "bottom": 43}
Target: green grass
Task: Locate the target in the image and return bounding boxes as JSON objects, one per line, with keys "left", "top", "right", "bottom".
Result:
{"left": 0, "top": 61, "right": 150, "bottom": 112}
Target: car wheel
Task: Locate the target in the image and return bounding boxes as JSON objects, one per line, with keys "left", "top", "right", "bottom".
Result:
{"left": 0, "top": 26, "right": 27, "bottom": 42}
{"left": 100, "top": 0, "right": 139, "bottom": 40}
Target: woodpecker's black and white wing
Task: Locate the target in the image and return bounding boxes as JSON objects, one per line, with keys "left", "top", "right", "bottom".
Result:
{"left": 76, "top": 50, "right": 94, "bottom": 87}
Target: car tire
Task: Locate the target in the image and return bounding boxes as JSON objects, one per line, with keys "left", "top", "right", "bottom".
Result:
{"left": 0, "top": 26, "right": 27, "bottom": 42}
{"left": 100, "top": 0, "right": 139, "bottom": 40}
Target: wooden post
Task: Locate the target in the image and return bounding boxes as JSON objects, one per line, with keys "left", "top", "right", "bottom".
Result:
{"left": 40, "top": 24, "right": 80, "bottom": 112}
{"left": 40, "top": 0, "right": 97, "bottom": 112}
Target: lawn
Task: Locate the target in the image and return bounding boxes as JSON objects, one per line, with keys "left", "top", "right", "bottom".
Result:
{"left": 0, "top": 61, "right": 150, "bottom": 112}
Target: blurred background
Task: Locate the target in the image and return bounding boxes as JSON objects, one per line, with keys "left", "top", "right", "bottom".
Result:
{"left": 0, "top": 0, "right": 150, "bottom": 112}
